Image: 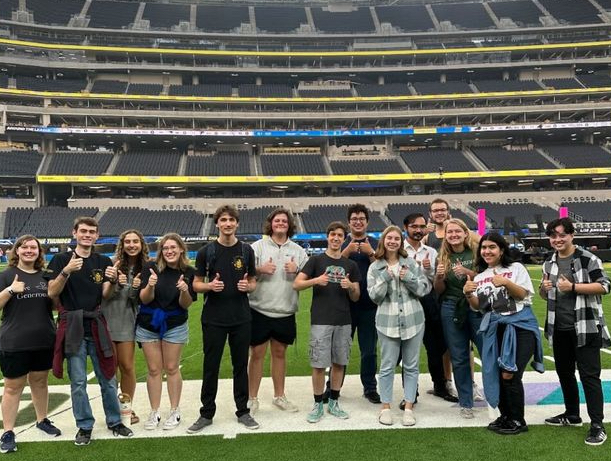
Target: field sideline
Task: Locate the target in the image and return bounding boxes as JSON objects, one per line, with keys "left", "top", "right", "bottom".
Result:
{"left": 1, "top": 265, "right": 610, "bottom": 460}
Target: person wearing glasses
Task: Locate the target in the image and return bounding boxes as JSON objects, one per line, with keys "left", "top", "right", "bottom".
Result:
{"left": 540, "top": 217, "right": 609, "bottom": 446}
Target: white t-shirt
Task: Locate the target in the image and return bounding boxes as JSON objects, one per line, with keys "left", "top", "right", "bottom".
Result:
{"left": 473, "top": 262, "right": 534, "bottom": 315}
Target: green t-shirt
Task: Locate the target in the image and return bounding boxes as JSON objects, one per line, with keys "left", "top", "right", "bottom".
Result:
{"left": 442, "top": 249, "right": 475, "bottom": 301}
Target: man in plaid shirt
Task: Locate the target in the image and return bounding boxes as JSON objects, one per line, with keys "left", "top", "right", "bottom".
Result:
{"left": 539, "top": 217, "right": 610, "bottom": 446}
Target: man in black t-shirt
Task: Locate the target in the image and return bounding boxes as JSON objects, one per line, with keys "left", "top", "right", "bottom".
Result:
{"left": 294, "top": 221, "right": 360, "bottom": 423}
{"left": 46, "top": 217, "right": 133, "bottom": 446}
{"left": 187, "top": 205, "right": 259, "bottom": 433}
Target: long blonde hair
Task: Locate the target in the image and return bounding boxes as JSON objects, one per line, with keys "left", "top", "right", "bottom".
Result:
{"left": 374, "top": 225, "right": 408, "bottom": 260}
{"left": 437, "top": 218, "right": 478, "bottom": 275}
{"left": 155, "top": 233, "right": 190, "bottom": 273}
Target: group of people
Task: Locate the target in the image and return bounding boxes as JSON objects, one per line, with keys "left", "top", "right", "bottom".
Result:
{"left": 0, "top": 201, "right": 608, "bottom": 453}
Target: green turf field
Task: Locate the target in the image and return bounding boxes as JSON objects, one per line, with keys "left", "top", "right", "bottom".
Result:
{"left": 1, "top": 264, "right": 610, "bottom": 460}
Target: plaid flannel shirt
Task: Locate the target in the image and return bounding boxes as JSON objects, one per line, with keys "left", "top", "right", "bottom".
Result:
{"left": 367, "top": 256, "right": 430, "bottom": 340}
{"left": 542, "top": 246, "right": 610, "bottom": 348}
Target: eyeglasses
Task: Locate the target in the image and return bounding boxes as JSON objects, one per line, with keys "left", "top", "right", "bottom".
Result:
{"left": 549, "top": 233, "right": 569, "bottom": 239}
{"left": 408, "top": 224, "right": 427, "bottom": 229}
{"left": 430, "top": 208, "right": 448, "bottom": 213}
{"left": 161, "top": 246, "right": 179, "bottom": 252}
{"left": 349, "top": 217, "right": 367, "bottom": 222}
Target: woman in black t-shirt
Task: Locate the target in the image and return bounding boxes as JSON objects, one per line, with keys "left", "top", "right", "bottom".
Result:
{"left": 0, "top": 235, "right": 60, "bottom": 453}
{"left": 137, "top": 233, "right": 196, "bottom": 431}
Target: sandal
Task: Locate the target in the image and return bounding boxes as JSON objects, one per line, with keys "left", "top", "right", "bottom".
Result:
{"left": 131, "top": 411, "right": 140, "bottom": 425}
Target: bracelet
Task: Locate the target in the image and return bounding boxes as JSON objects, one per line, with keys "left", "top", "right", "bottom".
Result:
{"left": 60, "top": 270, "right": 70, "bottom": 279}
{"left": 6, "top": 287, "right": 14, "bottom": 296}
{"left": 571, "top": 282, "right": 576, "bottom": 293}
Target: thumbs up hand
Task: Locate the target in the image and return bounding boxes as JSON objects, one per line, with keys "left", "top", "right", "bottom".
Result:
{"left": 132, "top": 272, "right": 142, "bottom": 289}
{"left": 237, "top": 273, "right": 250, "bottom": 292}
{"left": 340, "top": 273, "right": 352, "bottom": 290}
{"left": 557, "top": 274, "right": 573, "bottom": 292}
{"left": 10, "top": 274, "right": 25, "bottom": 294}
{"left": 541, "top": 272, "right": 553, "bottom": 293}
{"left": 422, "top": 252, "right": 431, "bottom": 270}
{"left": 399, "top": 265, "right": 408, "bottom": 280}
{"left": 284, "top": 256, "right": 298, "bottom": 274}
{"left": 426, "top": 219, "right": 436, "bottom": 233}
{"left": 148, "top": 268, "right": 158, "bottom": 287}
{"left": 65, "top": 252, "right": 83, "bottom": 274}
{"left": 105, "top": 260, "right": 120, "bottom": 282}
{"left": 260, "top": 257, "right": 277, "bottom": 275}
{"left": 452, "top": 259, "right": 468, "bottom": 277}
{"left": 176, "top": 274, "right": 189, "bottom": 292}
{"left": 117, "top": 269, "right": 128, "bottom": 286}
{"left": 463, "top": 274, "right": 477, "bottom": 297}
{"left": 209, "top": 272, "right": 224, "bottom": 292}
{"left": 360, "top": 238, "right": 374, "bottom": 256}
{"left": 491, "top": 268, "right": 506, "bottom": 288}
{"left": 436, "top": 262, "right": 446, "bottom": 279}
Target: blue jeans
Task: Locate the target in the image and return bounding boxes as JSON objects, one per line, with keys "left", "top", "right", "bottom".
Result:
{"left": 440, "top": 299, "right": 483, "bottom": 409}
{"left": 66, "top": 337, "right": 121, "bottom": 430}
{"left": 378, "top": 329, "right": 424, "bottom": 405}
{"left": 350, "top": 307, "right": 378, "bottom": 393}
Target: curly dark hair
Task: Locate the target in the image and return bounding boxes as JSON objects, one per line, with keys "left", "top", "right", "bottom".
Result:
{"left": 113, "top": 229, "right": 150, "bottom": 276}
{"left": 262, "top": 208, "right": 296, "bottom": 238}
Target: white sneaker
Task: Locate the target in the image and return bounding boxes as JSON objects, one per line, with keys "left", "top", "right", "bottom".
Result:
{"left": 272, "top": 395, "right": 299, "bottom": 413}
{"left": 402, "top": 408, "right": 416, "bottom": 427}
{"left": 378, "top": 408, "right": 393, "bottom": 426}
{"left": 473, "top": 382, "right": 485, "bottom": 402}
{"left": 460, "top": 407, "right": 475, "bottom": 419}
{"left": 446, "top": 380, "right": 458, "bottom": 399}
{"left": 144, "top": 410, "right": 160, "bottom": 430}
{"left": 247, "top": 398, "right": 260, "bottom": 415}
{"left": 162, "top": 408, "right": 181, "bottom": 430}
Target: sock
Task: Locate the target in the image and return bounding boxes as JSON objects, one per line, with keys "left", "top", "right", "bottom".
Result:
{"left": 330, "top": 389, "right": 340, "bottom": 400}
{"left": 314, "top": 394, "right": 323, "bottom": 403}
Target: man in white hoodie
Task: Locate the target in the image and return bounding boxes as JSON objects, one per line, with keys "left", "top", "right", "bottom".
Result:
{"left": 247, "top": 208, "right": 308, "bottom": 414}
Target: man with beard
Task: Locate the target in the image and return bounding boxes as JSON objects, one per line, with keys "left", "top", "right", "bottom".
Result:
{"left": 404, "top": 213, "right": 458, "bottom": 403}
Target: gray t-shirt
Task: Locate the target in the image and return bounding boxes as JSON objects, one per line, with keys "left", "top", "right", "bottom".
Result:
{"left": 555, "top": 255, "right": 576, "bottom": 331}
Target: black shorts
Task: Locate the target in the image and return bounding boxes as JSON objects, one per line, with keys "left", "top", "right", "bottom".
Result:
{"left": 0, "top": 348, "right": 54, "bottom": 379}
{"left": 250, "top": 309, "right": 296, "bottom": 346}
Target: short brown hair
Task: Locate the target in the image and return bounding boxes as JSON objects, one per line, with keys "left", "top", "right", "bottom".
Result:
{"left": 213, "top": 205, "right": 239, "bottom": 223}
{"left": 262, "top": 208, "right": 296, "bottom": 237}
{"left": 326, "top": 221, "right": 347, "bottom": 237}
{"left": 73, "top": 216, "right": 98, "bottom": 231}
{"left": 8, "top": 234, "right": 45, "bottom": 271}
{"left": 429, "top": 198, "right": 449, "bottom": 211}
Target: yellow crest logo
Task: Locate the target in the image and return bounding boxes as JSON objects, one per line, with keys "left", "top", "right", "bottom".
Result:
{"left": 92, "top": 269, "right": 104, "bottom": 284}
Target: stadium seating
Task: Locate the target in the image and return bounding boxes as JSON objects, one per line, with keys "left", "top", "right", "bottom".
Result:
{"left": 470, "top": 201, "right": 557, "bottom": 228}
{"left": 229, "top": 207, "right": 277, "bottom": 235}
{"left": 355, "top": 84, "right": 409, "bottom": 97}
{"left": 374, "top": 5, "right": 435, "bottom": 32}
{"left": 542, "top": 79, "right": 582, "bottom": 90}
{"left": 195, "top": 5, "right": 249, "bottom": 32}
{"left": 47, "top": 152, "right": 113, "bottom": 175}
{"left": 91, "top": 80, "right": 128, "bottom": 94}
{"left": 431, "top": 2, "right": 495, "bottom": 29}
{"left": 86, "top": 1, "right": 139, "bottom": 29}
{"left": 473, "top": 79, "right": 542, "bottom": 92}
{"left": 254, "top": 7, "right": 307, "bottom": 33}
{"left": 400, "top": 148, "right": 476, "bottom": 173}
{"left": 114, "top": 150, "right": 182, "bottom": 176}
{"left": 98, "top": 207, "right": 204, "bottom": 237}
{"left": 488, "top": 1, "right": 543, "bottom": 28}
{"left": 470, "top": 147, "right": 557, "bottom": 171}
{"left": 3, "top": 206, "right": 98, "bottom": 238}
{"left": 168, "top": 84, "right": 232, "bottom": 97}
{"left": 0, "top": 150, "right": 43, "bottom": 176}
{"left": 298, "top": 89, "right": 353, "bottom": 98}
{"left": 301, "top": 205, "right": 386, "bottom": 233}
{"left": 576, "top": 74, "right": 611, "bottom": 88}
{"left": 539, "top": 0, "right": 603, "bottom": 25}
{"left": 329, "top": 159, "right": 403, "bottom": 175}
{"left": 142, "top": 3, "right": 190, "bottom": 29}
{"left": 126, "top": 83, "right": 163, "bottom": 96}
{"left": 564, "top": 200, "right": 611, "bottom": 222}
{"left": 259, "top": 154, "right": 326, "bottom": 176}
{"left": 542, "top": 144, "right": 611, "bottom": 168}
{"left": 27, "top": 0, "right": 84, "bottom": 26}
{"left": 186, "top": 151, "right": 251, "bottom": 176}
{"left": 16, "top": 77, "right": 87, "bottom": 93}
{"left": 310, "top": 7, "right": 375, "bottom": 33}
{"left": 0, "top": 0, "right": 19, "bottom": 20}
{"left": 412, "top": 81, "right": 473, "bottom": 95}
{"left": 0, "top": 74, "right": 8, "bottom": 88}
{"left": 238, "top": 84, "right": 293, "bottom": 98}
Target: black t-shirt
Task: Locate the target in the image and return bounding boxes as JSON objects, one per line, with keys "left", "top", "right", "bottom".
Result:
{"left": 195, "top": 240, "right": 256, "bottom": 327}
{"left": 555, "top": 255, "right": 577, "bottom": 331}
{"left": 44, "top": 251, "right": 112, "bottom": 312}
{"left": 137, "top": 261, "right": 197, "bottom": 332}
{"left": 300, "top": 253, "right": 361, "bottom": 326}
{"left": 0, "top": 267, "right": 55, "bottom": 352}
{"left": 342, "top": 235, "right": 378, "bottom": 310}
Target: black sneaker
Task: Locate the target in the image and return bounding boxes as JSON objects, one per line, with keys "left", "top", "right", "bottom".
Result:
{"left": 487, "top": 415, "right": 508, "bottom": 432}
{"left": 109, "top": 423, "right": 133, "bottom": 438}
{"left": 36, "top": 418, "right": 62, "bottom": 437}
{"left": 0, "top": 431, "right": 17, "bottom": 453}
{"left": 364, "top": 391, "right": 381, "bottom": 404}
{"left": 74, "top": 428, "right": 92, "bottom": 446}
{"left": 545, "top": 413, "right": 583, "bottom": 427}
{"left": 585, "top": 424, "right": 607, "bottom": 446}
{"left": 432, "top": 387, "right": 459, "bottom": 403}
{"left": 399, "top": 400, "right": 406, "bottom": 411}
{"left": 496, "top": 419, "right": 528, "bottom": 435}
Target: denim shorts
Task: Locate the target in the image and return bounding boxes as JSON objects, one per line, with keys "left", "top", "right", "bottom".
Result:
{"left": 135, "top": 322, "right": 189, "bottom": 344}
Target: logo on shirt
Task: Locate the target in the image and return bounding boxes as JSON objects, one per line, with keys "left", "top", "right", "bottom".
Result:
{"left": 325, "top": 265, "right": 347, "bottom": 284}
{"left": 91, "top": 269, "right": 104, "bottom": 284}
{"left": 233, "top": 256, "right": 245, "bottom": 272}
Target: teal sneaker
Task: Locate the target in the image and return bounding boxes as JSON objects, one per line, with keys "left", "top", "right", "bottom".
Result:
{"left": 328, "top": 398, "right": 349, "bottom": 419}
{"left": 307, "top": 402, "right": 324, "bottom": 423}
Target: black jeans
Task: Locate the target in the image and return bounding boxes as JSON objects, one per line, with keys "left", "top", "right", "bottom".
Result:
{"left": 497, "top": 325, "right": 536, "bottom": 423}
{"left": 350, "top": 306, "right": 378, "bottom": 393}
{"left": 199, "top": 322, "right": 251, "bottom": 419}
{"left": 421, "top": 292, "right": 447, "bottom": 390}
{"left": 552, "top": 328, "right": 604, "bottom": 425}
